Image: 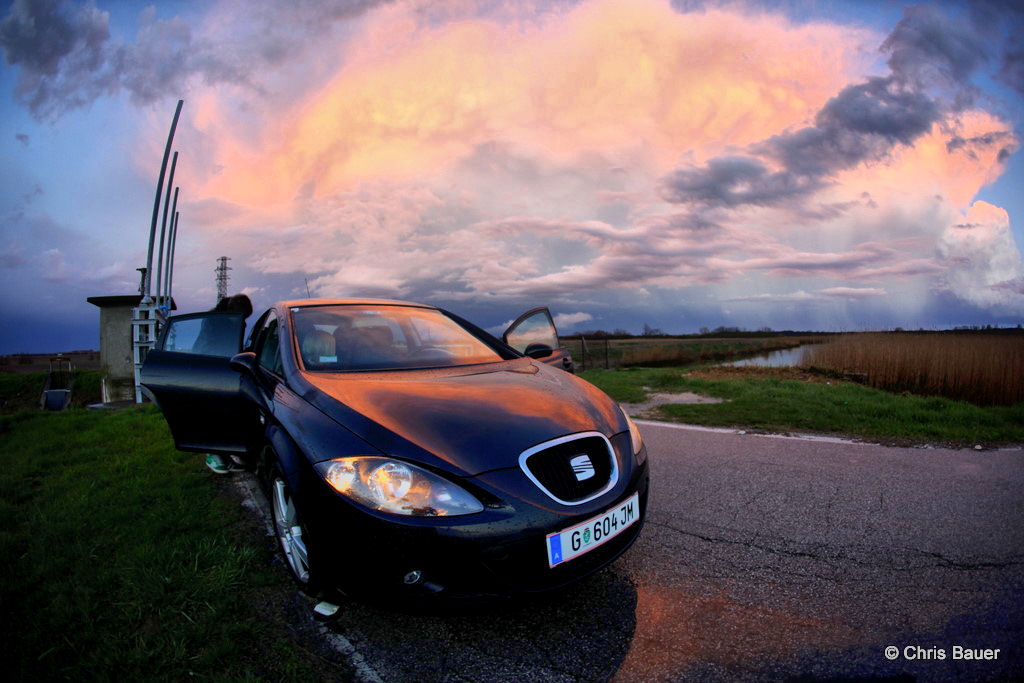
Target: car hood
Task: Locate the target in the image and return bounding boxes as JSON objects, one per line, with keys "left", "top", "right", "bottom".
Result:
{"left": 299, "top": 358, "right": 625, "bottom": 476}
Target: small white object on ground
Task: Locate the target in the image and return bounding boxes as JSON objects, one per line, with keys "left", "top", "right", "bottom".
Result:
{"left": 313, "top": 601, "right": 341, "bottom": 619}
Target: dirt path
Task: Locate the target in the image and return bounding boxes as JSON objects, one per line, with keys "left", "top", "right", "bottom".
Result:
{"left": 620, "top": 390, "right": 724, "bottom": 418}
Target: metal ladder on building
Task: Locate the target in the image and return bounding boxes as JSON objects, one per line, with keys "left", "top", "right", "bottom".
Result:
{"left": 131, "top": 302, "right": 159, "bottom": 403}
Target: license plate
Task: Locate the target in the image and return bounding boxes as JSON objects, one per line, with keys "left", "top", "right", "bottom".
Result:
{"left": 546, "top": 493, "right": 640, "bottom": 567}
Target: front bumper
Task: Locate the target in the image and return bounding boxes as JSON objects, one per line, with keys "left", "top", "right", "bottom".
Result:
{"left": 301, "top": 449, "right": 649, "bottom": 602}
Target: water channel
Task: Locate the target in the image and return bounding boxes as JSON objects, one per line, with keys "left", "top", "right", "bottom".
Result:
{"left": 723, "top": 344, "right": 816, "bottom": 368}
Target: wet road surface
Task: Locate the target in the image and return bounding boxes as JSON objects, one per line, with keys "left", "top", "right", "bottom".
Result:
{"left": 241, "top": 421, "right": 1024, "bottom": 681}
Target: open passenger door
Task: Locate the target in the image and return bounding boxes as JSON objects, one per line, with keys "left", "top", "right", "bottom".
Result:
{"left": 140, "top": 312, "right": 260, "bottom": 455}
{"left": 502, "top": 307, "right": 575, "bottom": 373}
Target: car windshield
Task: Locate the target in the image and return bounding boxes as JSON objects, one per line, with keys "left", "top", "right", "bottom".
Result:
{"left": 291, "top": 304, "right": 505, "bottom": 371}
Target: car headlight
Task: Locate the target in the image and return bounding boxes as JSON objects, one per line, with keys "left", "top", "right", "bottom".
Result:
{"left": 621, "top": 408, "right": 646, "bottom": 464}
{"left": 315, "top": 457, "right": 484, "bottom": 517}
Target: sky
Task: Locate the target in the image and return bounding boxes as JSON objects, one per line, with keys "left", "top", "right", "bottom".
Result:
{"left": 1, "top": 0, "right": 1023, "bottom": 354}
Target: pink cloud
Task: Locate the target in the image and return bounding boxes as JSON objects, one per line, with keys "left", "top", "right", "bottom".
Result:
{"left": 183, "top": 0, "right": 871, "bottom": 207}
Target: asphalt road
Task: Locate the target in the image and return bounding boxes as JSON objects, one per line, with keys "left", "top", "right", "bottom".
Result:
{"left": 251, "top": 421, "right": 1024, "bottom": 682}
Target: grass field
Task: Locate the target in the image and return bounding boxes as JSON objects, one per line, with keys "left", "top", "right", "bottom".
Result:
{"left": 583, "top": 366, "right": 1024, "bottom": 445}
{"left": 803, "top": 332, "right": 1024, "bottom": 406}
{"left": 0, "top": 407, "right": 342, "bottom": 680}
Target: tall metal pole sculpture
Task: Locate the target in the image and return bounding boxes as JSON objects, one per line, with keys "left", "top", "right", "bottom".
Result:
{"left": 161, "top": 188, "right": 180, "bottom": 310}
{"left": 134, "top": 99, "right": 183, "bottom": 402}
{"left": 166, "top": 210, "right": 180, "bottom": 307}
{"left": 155, "top": 153, "right": 179, "bottom": 316}
{"left": 143, "top": 99, "right": 183, "bottom": 303}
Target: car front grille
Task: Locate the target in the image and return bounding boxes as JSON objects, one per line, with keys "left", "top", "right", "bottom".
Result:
{"left": 519, "top": 433, "right": 617, "bottom": 505}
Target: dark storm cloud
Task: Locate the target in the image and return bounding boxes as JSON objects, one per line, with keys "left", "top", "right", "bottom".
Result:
{"left": 765, "top": 77, "right": 940, "bottom": 178}
{"left": 0, "top": 0, "right": 244, "bottom": 119}
{"left": 15, "top": 132, "right": 29, "bottom": 145}
{"left": 883, "top": 1, "right": 1024, "bottom": 100}
{"left": 0, "top": 0, "right": 113, "bottom": 118}
{"left": 968, "top": 0, "right": 1024, "bottom": 98}
{"left": 0, "top": 0, "right": 389, "bottom": 120}
{"left": 946, "top": 130, "right": 1017, "bottom": 165}
{"left": 881, "top": 4, "right": 988, "bottom": 89}
{"left": 659, "top": 155, "right": 821, "bottom": 207}
{"left": 659, "top": 77, "right": 940, "bottom": 210}
{"left": 946, "top": 130, "right": 1012, "bottom": 153}
{"left": 817, "top": 77, "right": 939, "bottom": 145}
{"left": 1000, "top": 43, "right": 1024, "bottom": 97}
{"left": 0, "top": 0, "right": 108, "bottom": 76}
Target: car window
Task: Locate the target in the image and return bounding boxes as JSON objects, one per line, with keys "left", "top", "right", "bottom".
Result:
{"left": 161, "top": 313, "right": 244, "bottom": 358}
{"left": 257, "top": 317, "right": 284, "bottom": 376}
{"left": 504, "top": 309, "right": 558, "bottom": 353}
{"left": 291, "top": 305, "right": 503, "bottom": 371}
{"left": 245, "top": 309, "right": 271, "bottom": 351}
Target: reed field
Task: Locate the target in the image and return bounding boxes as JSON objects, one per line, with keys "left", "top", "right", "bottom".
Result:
{"left": 802, "top": 333, "right": 1024, "bottom": 406}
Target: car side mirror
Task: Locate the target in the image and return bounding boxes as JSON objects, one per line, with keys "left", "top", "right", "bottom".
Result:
{"left": 524, "top": 343, "right": 554, "bottom": 359}
{"left": 230, "top": 351, "right": 258, "bottom": 375}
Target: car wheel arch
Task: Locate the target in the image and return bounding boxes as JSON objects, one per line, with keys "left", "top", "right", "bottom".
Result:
{"left": 262, "top": 424, "right": 304, "bottom": 493}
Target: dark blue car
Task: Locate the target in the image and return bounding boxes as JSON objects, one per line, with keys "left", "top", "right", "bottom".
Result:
{"left": 141, "top": 299, "right": 648, "bottom": 602}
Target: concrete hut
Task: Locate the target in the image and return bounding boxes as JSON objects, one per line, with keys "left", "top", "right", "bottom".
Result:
{"left": 87, "top": 295, "right": 175, "bottom": 403}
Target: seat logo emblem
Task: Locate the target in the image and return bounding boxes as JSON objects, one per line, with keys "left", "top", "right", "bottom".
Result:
{"left": 570, "top": 454, "right": 595, "bottom": 481}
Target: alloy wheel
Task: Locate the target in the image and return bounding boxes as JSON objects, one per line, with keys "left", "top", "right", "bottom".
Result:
{"left": 272, "top": 476, "right": 311, "bottom": 584}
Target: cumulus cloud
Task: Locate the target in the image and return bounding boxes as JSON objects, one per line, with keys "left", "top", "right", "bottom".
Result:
{"left": 553, "top": 312, "right": 593, "bottom": 329}
{"left": 939, "top": 201, "right": 1024, "bottom": 308}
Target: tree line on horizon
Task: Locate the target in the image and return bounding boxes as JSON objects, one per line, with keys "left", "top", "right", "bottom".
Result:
{"left": 565, "top": 323, "right": 1024, "bottom": 340}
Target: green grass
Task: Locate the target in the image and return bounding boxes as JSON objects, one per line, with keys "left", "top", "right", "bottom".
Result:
{"left": 0, "top": 407, "right": 339, "bottom": 680}
{"left": 582, "top": 367, "right": 1024, "bottom": 445}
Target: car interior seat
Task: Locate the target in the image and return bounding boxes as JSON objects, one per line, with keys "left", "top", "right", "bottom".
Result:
{"left": 301, "top": 329, "right": 338, "bottom": 369}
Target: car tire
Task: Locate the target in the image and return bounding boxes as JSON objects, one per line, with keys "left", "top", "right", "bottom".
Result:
{"left": 269, "top": 466, "right": 317, "bottom": 589}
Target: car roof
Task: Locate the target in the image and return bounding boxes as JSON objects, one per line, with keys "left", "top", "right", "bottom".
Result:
{"left": 278, "top": 298, "right": 438, "bottom": 310}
